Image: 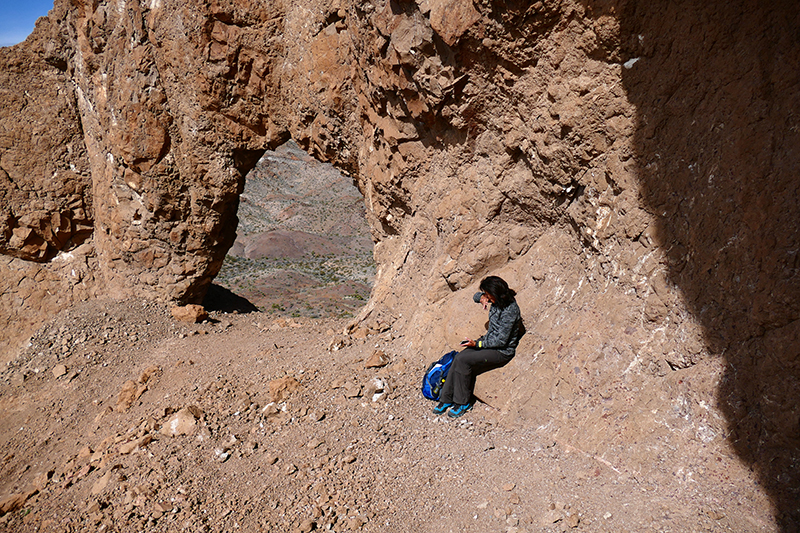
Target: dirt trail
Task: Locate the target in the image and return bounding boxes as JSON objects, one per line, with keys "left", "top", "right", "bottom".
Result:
{"left": 0, "top": 298, "right": 775, "bottom": 532}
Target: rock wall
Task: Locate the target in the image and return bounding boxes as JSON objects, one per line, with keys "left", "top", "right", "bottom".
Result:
{"left": 1, "top": 0, "right": 798, "bottom": 526}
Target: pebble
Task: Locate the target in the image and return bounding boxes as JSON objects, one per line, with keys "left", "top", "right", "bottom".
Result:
{"left": 215, "top": 449, "right": 230, "bottom": 463}
{"left": 298, "top": 519, "right": 316, "bottom": 533}
{"left": 307, "top": 409, "right": 326, "bottom": 422}
{"left": 540, "top": 508, "right": 562, "bottom": 526}
{"left": 265, "top": 452, "right": 279, "bottom": 465}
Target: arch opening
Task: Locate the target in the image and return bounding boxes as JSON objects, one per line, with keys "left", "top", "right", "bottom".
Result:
{"left": 212, "top": 140, "right": 376, "bottom": 319}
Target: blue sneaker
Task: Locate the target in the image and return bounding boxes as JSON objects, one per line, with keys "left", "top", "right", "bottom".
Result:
{"left": 432, "top": 402, "right": 452, "bottom": 415}
{"left": 447, "top": 401, "right": 474, "bottom": 418}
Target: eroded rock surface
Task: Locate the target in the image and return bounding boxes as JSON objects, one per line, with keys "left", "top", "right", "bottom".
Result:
{"left": 1, "top": 0, "right": 798, "bottom": 527}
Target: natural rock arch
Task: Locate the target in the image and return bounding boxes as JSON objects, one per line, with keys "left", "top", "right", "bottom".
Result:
{"left": 1, "top": 0, "right": 798, "bottom": 527}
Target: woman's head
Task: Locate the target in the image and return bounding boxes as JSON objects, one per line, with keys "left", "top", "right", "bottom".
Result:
{"left": 479, "top": 276, "right": 516, "bottom": 307}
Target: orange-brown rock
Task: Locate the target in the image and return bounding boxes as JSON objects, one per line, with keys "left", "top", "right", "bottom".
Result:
{"left": 170, "top": 304, "right": 209, "bottom": 323}
{"left": 1, "top": 0, "right": 798, "bottom": 527}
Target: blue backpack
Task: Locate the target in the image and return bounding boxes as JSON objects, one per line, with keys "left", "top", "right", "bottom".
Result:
{"left": 421, "top": 350, "right": 457, "bottom": 400}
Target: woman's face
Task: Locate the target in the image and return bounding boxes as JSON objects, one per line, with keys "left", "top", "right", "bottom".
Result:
{"left": 483, "top": 292, "right": 496, "bottom": 304}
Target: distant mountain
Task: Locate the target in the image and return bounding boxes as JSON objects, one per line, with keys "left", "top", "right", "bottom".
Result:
{"left": 216, "top": 141, "right": 375, "bottom": 318}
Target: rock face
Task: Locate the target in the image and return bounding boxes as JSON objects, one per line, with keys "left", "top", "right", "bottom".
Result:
{"left": 1, "top": 0, "right": 798, "bottom": 527}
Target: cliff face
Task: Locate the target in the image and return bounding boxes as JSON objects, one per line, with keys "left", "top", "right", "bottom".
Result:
{"left": 1, "top": 0, "right": 798, "bottom": 526}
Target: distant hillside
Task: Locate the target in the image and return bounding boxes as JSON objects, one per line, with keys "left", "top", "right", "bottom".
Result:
{"left": 216, "top": 141, "right": 375, "bottom": 318}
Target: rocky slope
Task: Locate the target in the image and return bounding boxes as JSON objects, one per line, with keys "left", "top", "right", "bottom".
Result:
{"left": 0, "top": 299, "right": 777, "bottom": 532}
{"left": 0, "top": 0, "right": 798, "bottom": 528}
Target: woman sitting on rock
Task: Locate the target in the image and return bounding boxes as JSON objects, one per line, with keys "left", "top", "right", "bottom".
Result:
{"left": 435, "top": 275, "right": 524, "bottom": 418}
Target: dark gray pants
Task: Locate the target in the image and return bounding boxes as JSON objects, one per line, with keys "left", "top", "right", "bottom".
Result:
{"left": 439, "top": 348, "right": 513, "bottom": 405}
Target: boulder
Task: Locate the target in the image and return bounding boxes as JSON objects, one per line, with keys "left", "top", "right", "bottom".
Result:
{"left": 170, "top": 305, "right": 208, "bottom": 323}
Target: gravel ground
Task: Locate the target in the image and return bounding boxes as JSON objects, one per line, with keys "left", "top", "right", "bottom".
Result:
{"left": 0, "top": 297, "right": 776, "bottom": 532}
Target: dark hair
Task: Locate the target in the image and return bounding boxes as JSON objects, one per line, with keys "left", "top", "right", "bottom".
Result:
{"left": 479, "top": 276, "right": 516, "bottom": 308}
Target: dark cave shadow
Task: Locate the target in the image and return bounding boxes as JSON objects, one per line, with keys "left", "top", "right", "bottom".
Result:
{"left": 202, "top": 283, "right": 260, "bottom": 314}
{"left": 615, "top": 1, "right": 800, "bottom": 529}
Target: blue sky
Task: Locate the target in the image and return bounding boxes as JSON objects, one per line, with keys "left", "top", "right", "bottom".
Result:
{"left": 0, "top": 0, "right": 55, "bottom": 47}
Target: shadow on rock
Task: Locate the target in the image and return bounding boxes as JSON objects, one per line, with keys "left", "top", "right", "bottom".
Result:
{"left": 618, "top": 0, "right": 800, "bottom": 529}
{"left": 203, "top": 284, "right": 260, "bottom": 314}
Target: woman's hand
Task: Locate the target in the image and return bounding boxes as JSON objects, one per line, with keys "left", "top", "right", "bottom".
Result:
{"left": 460, "top": 338, "right": 476, "bottom": 348}
{"left": 480, "top": 293, "right": 491, "bottom": 310}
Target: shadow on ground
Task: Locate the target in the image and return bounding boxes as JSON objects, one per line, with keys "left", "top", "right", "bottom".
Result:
{"left": 203, "top": 284, "right": 260, "bottom": 314}
{"left": 617, "top": 1, "right": 800, "bottom": 529}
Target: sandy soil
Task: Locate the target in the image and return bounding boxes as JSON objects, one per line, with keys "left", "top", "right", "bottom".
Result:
{"left": 0, "top": 294, "right": 778, "bottom": 533}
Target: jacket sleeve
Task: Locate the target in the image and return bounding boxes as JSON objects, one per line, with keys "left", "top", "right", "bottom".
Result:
{"left": 476, "top": 303, "right": 520, "bottom": 349}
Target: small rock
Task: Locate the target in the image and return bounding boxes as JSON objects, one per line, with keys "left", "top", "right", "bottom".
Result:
{"left": 269, "top": 376, "right": 301, "bottom": 402}
{"left": 328, "top": 334, "right": 351, "bottom": 352}
{"left": 0, "top": 490, "right": 36, "bottom": 514}
{"left": 119, "top": 435, "right": 152, "bottom": 455}
{"left": 307, "top": 409, "right": 326, "bottom": 422}
{"left": 540, "top": 509, "right": 562, "bottom": 526}
{"left": 138, "top": 365, "right": 160, "bottom": 384}
{"left": 567, "top": 513, "right": 580, "bottom": 528}
{"left": 262, "top": 403, "right": 281, "bottom": 418}
{"left": 285, "top": 463, "right": 298, "bottom": 475}
{"left": 170, "top": 305, "right": 208, "bottom": 323}
{"left": 160, "top": 407, "right": 198, "bottom": 437}
{"left": 52, "top": 364, "right": 67, "bottom": 378}
{"left": 115, "top": 380, "right": 147, "bottom": 412}
{"left": 502, "top": 482, "right": 516, "bottom": 491}
{"left": 298, "top": 519, "right": 316, "bottom": 533}
{"left": 350, "top": 326, "right": 369, "bottom": 340}
{"left": 342, "top": 454, "right": 356, "bottom": 464}
{"left": 33, "top": 470, "right": 53, "bottom": 490}
{"left": 364, "top": 378, "right": 386, "bottom": 402}
{"left": 214, "top": 449, "right": 230, "bottom": 463}
{"left": 364, "top": 350, "right": 389, "bottom": 368}
{"left": 196, "top": 427, "right": 212, "bottom": 442}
